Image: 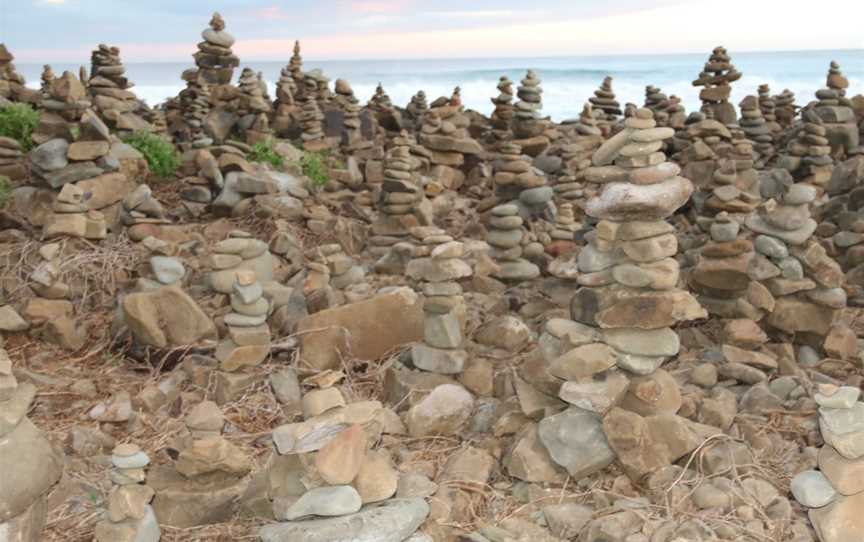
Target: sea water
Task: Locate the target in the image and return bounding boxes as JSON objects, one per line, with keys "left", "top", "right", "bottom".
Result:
{"left": 16, "top": 49, "right": 863, "bottom": 121}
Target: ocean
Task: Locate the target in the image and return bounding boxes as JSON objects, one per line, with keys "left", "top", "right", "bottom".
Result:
{"left": 16, "top": 49, "right": 864, "bottom": 122}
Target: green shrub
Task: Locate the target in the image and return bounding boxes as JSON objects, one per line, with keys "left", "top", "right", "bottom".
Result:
{"left": 299, "top": 151, "right": 330, "bottom": 188}
{"left": 123, "top": 131, "right": 180, "bottom": 179}
{"left": 248, "top": 140, "right": 284, "bottom": 169}
{"left": 0, "top": 176, "right": 11, "bottom": 208}
{"left": 0, "top": 104, "right": 39, "bottom": 151}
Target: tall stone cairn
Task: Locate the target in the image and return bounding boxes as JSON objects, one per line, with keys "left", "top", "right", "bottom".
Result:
{"left": 773, "top": 88, "right": 798, "bottom": 129}
{"left": 739, "top": 95, "right": 775, "bottom": 166}
{"left": 813, "top": 61, "right": 860, "bottom": 156}
{"left": 193, "top": 12, "right": 239, "bottom": 86}
{"left": 513, "top": 70, "right": 545, "bottom": 138}
{"left": 589, "top": 76, "right": 622, "bottom": 123}
{"left": 692, "top": 46, "right": 742, "bottom": 126}
{"left": 490, "top": 75, "right": 515, "bottom": 140}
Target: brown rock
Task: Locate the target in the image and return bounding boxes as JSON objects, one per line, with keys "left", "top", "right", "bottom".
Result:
{"left": 352, "top": 449, "right": 398, "bottom": 503}
{"left": 315, "top": 424, "right": 367, "bottom": 485}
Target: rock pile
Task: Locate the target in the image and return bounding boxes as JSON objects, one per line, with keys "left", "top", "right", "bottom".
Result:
{"left": 300, "top": 95, "right": 327, "bottom": 151}
{"left": 215, "top": 269, "right": 272, "bottom": 378}
{"left": 94, "top": 443, "right": 160, "bottom": 542}
{"left": 813, "top": 61, "right": 860, "bottom": 156}
{"left": 120, "top": 184, "right": 169, "bottom": 229}
{"left": 512, "top": 70, "right": 546, "bottom": 140}
{"left": 177, "top": 75, "right": 212, "bottom": 147}
{"left": 406, "top": 90, "right": 429, "bottom": 125}
{"left": 408, "top": 236, "right": 472, "bottom": 374}
{"left": 192, "top": 12, "right": 239, "bottom": 86}
{"left": 745, "top": 183, "right": 846, "bottom": 343}
{"left": 0, "top": 135, "right": 26, "bottom": 180}
{"left": 790, "top": 385, "right": 864, "bottom": 541}
{"left": 701, "top": 127, "right": 761, "bottom": 215}
{"left": 779, "top": 110, "right": 834, "bottom": 187}
{"left": 758, "top": 84, "right": 783, "bottom": 143}
{"left": 0, "top": 349, "right": 64, "bottom": 541}
{"left": 288, "top": 40, "right": 305, "bottom": 99}
{"left": 312, "top": 243, "right": 366, "bottom": 291}
{"left": 333, "top": 79, "right": 365, "bottom": 150}
{"left": 0, "top": 43, "right": 38, "bottom": 103}
{"left": 674, "top": 111, "right": 734, "bottom": 189}
{"left": 692, "top": 46, "right": 741, "bottom": 126}
{"left": 419, "top": 105, "right": 482, "bottom": 171}
{"left": 272, "top": 65, "right": 299, "bottom": 137}
{"left": 207, "top": 233, "right": 275, "bottom": 294}
{"left": 26, "top": 242, "right": 86, "bottom": 349}
{"left": 774, "top": 88, "right": 798, "bottom": 128}
{"left": 490, "top": 75, "right": 515, "bottom": 140}
{"left": 492, "top": 142, "right": 553, "bottom": 217}
{"left": 739, "top": 95, "right": 775, "bottom": 166}
{"left": 487, "top": 203, "right": 540, "bottom": 282}
{"left": 33, "top": 71, "right": 91, "bottom": 143}
{"left": 370, "top": 132, "right": 422, "bottom": 258}
{"left": 368, "top": 83, "right": 393, "bottom": 111}
{"left": 88, "top": 44, "right": 150, "bottom": 133}
{"left": 589, "top": 76, "right": 622, "bottom": 125}
{"left": 43, "top": 183, "right": 107, "bottom": 239}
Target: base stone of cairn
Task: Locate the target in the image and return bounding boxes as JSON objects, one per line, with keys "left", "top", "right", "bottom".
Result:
{"left": 790, "top": 385, "right": 864, "bottom": 541}
{"left": 193, "top": 12, "right": 239, "bottom": 86}
{"left": 745, "top": 183, "right": 846, "bottom": 344}
{"left": 814, "top": 61, "right": 860, "bottom": 156}
{"left": 407, "top": 236, "right": 472, "bottom": 374}
{"left": 43, "top": 183, "right": 107, "bottom": 240}
{"left": 94, "top": 443, "right": 160, "bottom": 542}
{"left": 692, "top": 46, "right": 741, "bottom": 126}
{"left": 779, "top": 110, "right": 834, "bottom": 188}
{"left": 0, "top": 349, "right": 64, "bottom": 542}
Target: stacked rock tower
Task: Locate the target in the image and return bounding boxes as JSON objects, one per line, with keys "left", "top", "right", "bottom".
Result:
{"left": 692, "top": 46, "right": 742, "bottom": 126}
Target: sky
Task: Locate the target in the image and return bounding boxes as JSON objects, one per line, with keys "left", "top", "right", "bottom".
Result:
{"left": 1, "top": 0, "right": 863, "bottom": 63}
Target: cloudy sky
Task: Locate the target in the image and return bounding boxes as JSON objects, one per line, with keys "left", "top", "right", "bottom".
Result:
{"left": 2, "top": 0, "right": 863, "bottom": 62}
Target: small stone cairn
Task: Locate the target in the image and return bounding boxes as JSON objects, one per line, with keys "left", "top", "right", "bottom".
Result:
{"left": 406, "top": 90, "right": 429, "bottom": 125}
{"left": 674, "top": 111, "right": 734, "bottom": 189}
{"left": 701, "top": 127, "right": 762, "bottom": 215}
{"left": 407, "top": 236, "right": 472, "bottom": 374}
{"left": 739, "top": 95, "right": 775, "bottom": 166}
{"left": 192, "top": 12, "right": 239, "bottom": 86}
{"left": 44, "top": 183, "right": 107, "bottom": 240}
{"left": 758, "top": 84, "right": 783, "bottom": 143}
{"left": 490, "top": 75, "right": 515, "bottom": 140}
{"left": 333, "top": 79, "right": 365, "bottom": 150}
{"left": 589, "top": 76, "right": 622, "bottom": 126}
{"left": 773, "top": 88, "right": 798, "bottom": 128}
{"left": 368, "top": 83, "right": 393, "bottom": 111}
{"left": 689, "top": 212, "right": 769, "bottom": 320}
{"left": 215, "top": 269, "right": 272, "bottom": 374}
{"left": 512, "top": 70, "right": 546, "bottom": 139}
{"left": 813, "top": 61, "right": 860, "bottom": 156}
{"left": 313, "top": 243, "right": 366, "bottom": 290}
{"left": 487, "top": 203, "right": 540, "bottom": 282}
{"left": 0, "top": 349, "right": 64, "bottom": 541}
{"left": 88, "top": 44, "right": 150, "bottom": 133}
{"left": 237, "top": 67, "right": 272, "bottom": 117}
{"left": 273, "top": 65, "right": 298, "bottom": 136}
{"left": 370, "top": 132, "right": 422, "bottom": 258}
{"left": 780, "top": 110, "right": 834, "bottom": 187}
{"left": 207, "top": 232, "right": 275, "bottom": 294}
{"left": 94, "top": 443, "right": 160, "bottom": 542}
{"left": 790, "top": 384, "right": 864, "bottom": 541}
{"left": 418, "top": 105, "right": 482, "bottom": 171}
{"left": 0, "top": 43, "right": 39, "bottom": 104}
{"left": 692, "top": 46, "right": 742, "bottom": 126}
{"left": 120, "top": 184, "right": 169, "bottom": 229}
{"left": 300, "top": 95, "right": 327, "bottom": 151}
{"left": 745, "top": 183, "right": 846, "bottom": 343}
{"left": 288, "top": 40, "right": 305, "bottom": 99}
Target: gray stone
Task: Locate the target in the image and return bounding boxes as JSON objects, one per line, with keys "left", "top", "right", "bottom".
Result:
{"left": 276, "top": 486, "right": 362, "bottom": 521}
{"left": 150, "top": 256, "right": 185, "bottom": 285}
{"left": 815, "top": 387, "right": 861, "bottom": 409}
{"left": 791, "top": 470, "right": 837, "bottom": 508}
{"left": 260, "top": 498, "right": 429, "bottom": 542}
{"left": 754, "top": 235, "right": 788, "bottom": 259}
{"left": 410, "top": 343, "right": 466, "bottom": 374}
{"left": 0, "top": 306, "right": 29, "bottom": 332}
{"left": 538, "top": 408, "right": 615, "bottom": 479}
{"left": 30, "top": 138, "right": 69, "bottom": 172}
{"left": 603, "top": 327, "right": 680, "bottom": 357}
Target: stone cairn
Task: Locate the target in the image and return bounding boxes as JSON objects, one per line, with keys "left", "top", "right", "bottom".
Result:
{"left": 661, "top": 94, "right": 687, "bottom": 129}
{"left": 490, "top": 75, "right": 515, "bottom": 140}
{"left": 94, "top": 443, "right": 160, "bottom": 542}
{"left": 120, "top": 184, "right": 169, "bottom": 230}
{"left": 40, "top": 65, "right": 55, "bottom": 96}
{"left": 304, "top": 69, "right": 332, "bottom": 106}
{"left": 34, "top": 71, "right": 91, "bottom": 143}
{"left": 273, "top": 65, "right": 299, "bottom": 136}
{"left": 177, "top": 74, "right": 212, "bottom": 147}
{"left": 674, "top": 111, "right": 734, "bottom": 191}
{"left": 0, "top": 134, "right": 25, "bottom": 180}
{"left": 589, "top": 76, "right": 622, "bottom": 126}
{"left": 487, "top": 203, "right": 540, "bottom": 282}
{"left": 27, "top": 242, "right": 86, "bottom": 350}
{"left": 88, "top": 44, "right": 149, "bottom": 133}
{"left": 556, "top": 104, "right": 604, "bottom": 211}
{"left": 774, "top": 88, "right": 798, "bottom": 128}
{"left": 408, "top": 236, "right": 472, "bottom": 375}
{"left": 745, "top": 183, "right": 846, "bottom": 345}
{"left": 215, "top": 269, "right": 272, "bottom": 375}
{"left": 237, "top": 67, "right": 272, "bottom": 126}
{"left": 370, "top": 132, "right": 422, "bottom": 259}
{"left": 333, "top": 79, "right": 366, "bottom": 151}
{"left": 573, "top": 108, "right": 705, "bottom": 377}
{"left": 44, "top": 183, "right": 107, "bottom": 240}
{"left": 700, "top": 127, "right": 761, "bottom": 215}
{"left": 368, "top": 83, "right": 393, "bottom": 111}
{"left": 512, "top": 70, "right": 546, "bottom": 140}
{"left": 288, "top": 40, "right": 305, "bottom": 99}
{"left": 493, "top": 141, "right": 553, "bottom": 219}
{"left": 779, "top": 110, "right": 834, "bottom": 188}
{"left": 419, "top": 103, "right": 483, "bottom": 177}
{"left": 813, "top": 61, "right": 860, "bottom": 156}
{"left": 692, "top": 46, "right": 741, "bottom": 126}
{"left": 758, "top": 84, "right": 783, "bottom": 144}
{"left": 192, "top": 12, "right": 239, "bottom": 86}
{"left": 790, "top": 384, "right": 864, "bottom": 541}
{"left": 406, "top": 90, "right": 428, "bottom": 125}
{"left": 738, "top": 95, "right": 775, "bottom": 166}
{"left": 313, "top": 243, "right": 367, "bottom": 291}
{"left": 0, "top": 349, "right": 64, "bottom": 541}
{"left": 300, "top": 95, "right": 327, "bottom": 151}
{"left": 689, "top": 212, "right": 768, "bottom": 320}
{"left": 0, "top": 43, "right": 38, "bottom": 104}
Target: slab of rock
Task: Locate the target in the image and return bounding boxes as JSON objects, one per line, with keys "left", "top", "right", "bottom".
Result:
{"left": 538, "top": 408, "right": 615, "bottom": 479}
{"left": 260, "top": 498, "right": 429, "bottom": 542}
{"left": 276, "top": 485, "right": 362, "bottom": 521}
{"left": 315, "top": 424, "right": 367, "bottom": 485}
{"left": 809, "top": 491, "right": 864, "bottom": 542}
{"left": 0, "top": 418, "right": 64, "bottom": 521}
{"left": 405, "top": 384, "right": 474, "bottom": 437}
{"left": 791, "top": 470, "right": 837, "bottom": 508}
{"left": 121, "top": 286, "right": 217, "bottom": 348}
{"left": 819, "top": 445, "right": 864, "bottom": 495}
{"left": 297, "top": 288, "right": 423, "bottom": 370}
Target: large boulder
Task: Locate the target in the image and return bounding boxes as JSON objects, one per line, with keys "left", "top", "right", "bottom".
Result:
{"left": 121, "top": 286, "right": 217, "bottom": 348}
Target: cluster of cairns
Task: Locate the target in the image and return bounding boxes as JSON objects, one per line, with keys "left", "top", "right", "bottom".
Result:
{"left": 693, "top": 46, "right": 742, "bottom": 126}
{"left": 5, "top": 26, "right": 864, "bottom": 542}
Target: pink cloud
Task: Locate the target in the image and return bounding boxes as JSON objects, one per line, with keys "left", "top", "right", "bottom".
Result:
{"left": 347, "top": 0, "right": 412, "bottom": 13}
{"left": 251, "top": 5, "right": 293, "bottom": 21}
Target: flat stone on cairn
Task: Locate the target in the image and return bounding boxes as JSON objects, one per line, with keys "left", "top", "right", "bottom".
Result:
{"left": 0, "top": 349, "right": 64, "bottom": 542}
{"left": 589, "top": 76, "right": 622, "bottom": 124}
{"left": 692, "top": 46, "right": 741, "bottom": 126}
{"left": 790, "top": 385, "right": 864, "bottom": 542}
{"left": 193, "top": 12, "right": 239, "bottom": 85}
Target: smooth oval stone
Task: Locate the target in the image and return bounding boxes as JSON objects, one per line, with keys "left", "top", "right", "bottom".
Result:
{"left": 791, "top": 470, "right": 837, "bottom": 508}
{"left": 630, "top": 127, "right": 675, "bottom": 143}
{"left": 277, "top": 486, "right": 362, "bottom": 521}
{"left": 586, "top": 177, "right": 694, "bottom": 221}
{"left": 629, "top": 162, "right": 680, "bottom": 185}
